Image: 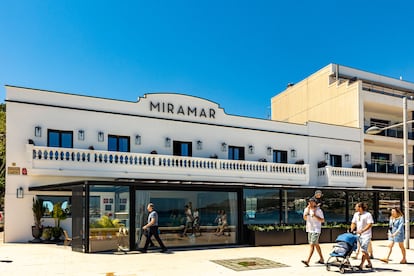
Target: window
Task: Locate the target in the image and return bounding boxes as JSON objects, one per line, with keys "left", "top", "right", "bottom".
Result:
{"left": 37, "top": 196, "right": 72, "bottom": 218}
{"left": 244, "top": 189, "right": 280, "bottom": 224}
{"left": 173, "top": 141, "right": 192, "bottom": 156}
{"left": 48, "top": 130, "right": 73, "bottom": 148}
{"left": 228, "top": 146, "right": 245, "bottom": 160}
{"left": 273, "top": 150, "right": 287, "bottom": 163}
{"left": 330, "top": 154, "right": 342, "bottom": 167}
{"left": 371, "top": 152, "right": 391, "bottom": 173}
{"left": 108, "top": 135, "right": 130, "bottom": 152}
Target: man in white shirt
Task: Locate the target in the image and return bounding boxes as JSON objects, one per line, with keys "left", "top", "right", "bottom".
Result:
{"left": 350, "top": 202, "right": 374, "bottom": 270}
{"left": 301, "top": 197, "right": 325, "bottom": 267}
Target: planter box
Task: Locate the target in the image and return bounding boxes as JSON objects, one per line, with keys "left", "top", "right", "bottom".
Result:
{"left": 319, "top": 228, "right": 331, "bottom": 243}
{"left": 371, "top": 226, "right": 388, "bottom": 240}
{"left": 249, "top": 230, "right": 294, "bottom": 246}
{"left": 294, "top": 229, "right": 308, "bottom": 244}
{"left": 330, "top": 227, "right": 349, "bottom": 242}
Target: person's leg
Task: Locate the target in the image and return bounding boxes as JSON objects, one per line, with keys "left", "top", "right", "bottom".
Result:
{"left": 359, "top": 237, "right": 372, "bottom": 268}
{"left": 315, "top": 244, "right": 324, "bottom": 263}
{"left": 368, "top": 241, "right": 374, "bottom": 258}
{"left": 142, "top": 231, "right": 153, "bottom": 252}
{"left": 398, "top": 242, "right": 407, "bottom": 263}
{"left": 381, "top": 241, "right": 394, "bottom": 262}
{"left": 153, "top": 228, "right": 167, "bottom": 250}
{"left": 306, "top": 244, "right": 315, "bottom": 263}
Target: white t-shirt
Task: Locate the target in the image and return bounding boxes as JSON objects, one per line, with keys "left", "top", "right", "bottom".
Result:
{"left": 304, "top": 207, "right": 324, "bottom": 233}
{"left": 351, "top": 211, "right": 374, "bottom": 238}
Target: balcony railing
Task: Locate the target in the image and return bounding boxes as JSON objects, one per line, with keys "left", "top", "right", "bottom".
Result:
{"left": 366, "top": 162, "right": 414, "bottom": 175}
{"left": 317, "top": 166, "right": 367, "bottom": 187}
{"left": 364, "top": 125, "right": 414, "bottom": 140}
{"left": 27, "top": 145, "right": 310, "bottom": 185}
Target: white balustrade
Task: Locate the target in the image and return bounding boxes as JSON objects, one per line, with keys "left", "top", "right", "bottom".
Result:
{"left": 27, "top": 145, "right": 309, "bottom": 185}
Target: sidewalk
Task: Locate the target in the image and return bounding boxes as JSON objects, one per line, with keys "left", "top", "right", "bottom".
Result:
{"left": 1, "top": 233, "right": 414, "bottom": 275}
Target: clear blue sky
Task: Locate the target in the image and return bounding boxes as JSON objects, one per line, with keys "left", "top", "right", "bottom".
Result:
{"left": 1, "top": 0, "right": 414, "bottom": 119}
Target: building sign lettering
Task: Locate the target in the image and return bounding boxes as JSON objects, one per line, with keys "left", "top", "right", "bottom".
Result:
{"left": 150, "top": 101, "right": 216, "bottom": 119}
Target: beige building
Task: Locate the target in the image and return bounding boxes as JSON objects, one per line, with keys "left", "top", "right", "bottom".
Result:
{"left": 271, "top": 63, "right": 414, "bottom": 190}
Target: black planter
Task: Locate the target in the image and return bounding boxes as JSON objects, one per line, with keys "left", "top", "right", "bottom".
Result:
{"left": 294, "top": 229, "right": 308, "bottom": 244}
{"left": 330, "top": 227, "right": 349, "bottom": 243}
{"left": 249, "top": 230, "right": 295, "bottom": 246}
{"left": 371, "top": 226, "right": 388, "bottom": 240}
{"left": 31, "top": 226, "right": 43, "bottom": 243}
{"left": 411, "top": 225, "right": 414, "bottom": 238}
{"left": 319, "top": 228, "right": 331, "bottom": 243}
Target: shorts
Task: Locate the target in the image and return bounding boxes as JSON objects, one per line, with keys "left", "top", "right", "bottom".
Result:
{"left": 307, "top": 232, "right": 321, "bottom": 244}
{"left": 358, "top": 235, "right": 371, "bottom": 252}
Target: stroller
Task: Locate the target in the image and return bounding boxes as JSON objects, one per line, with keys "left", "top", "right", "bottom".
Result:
{"left": 326, "top": 232, "right": 358, "bottom": 274}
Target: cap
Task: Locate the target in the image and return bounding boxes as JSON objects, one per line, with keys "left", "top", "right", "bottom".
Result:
{"left": 314, "top": 190, "right": 322, "bottom": 195}
{"left": 308, "top": 197, "right": 317, "bottom": 202}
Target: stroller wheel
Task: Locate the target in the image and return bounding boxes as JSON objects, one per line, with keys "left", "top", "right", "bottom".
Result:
{"left": 339, "top": 264, "right": 346, "bottom": 274}
{"left": 326, "top": 263, "right": 331, "bottom": 271}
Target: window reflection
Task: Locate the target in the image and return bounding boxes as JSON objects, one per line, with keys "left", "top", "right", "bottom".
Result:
{"left": 136, "top": 190, "right": 238, "bottom": 248}
{"left": 243, "top": 189, "right": 280, "bottom": 224}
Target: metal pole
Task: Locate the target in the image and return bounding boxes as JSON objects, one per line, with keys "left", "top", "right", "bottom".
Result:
{"left": 403, "top": 97, "right": 410, "bottom": 249}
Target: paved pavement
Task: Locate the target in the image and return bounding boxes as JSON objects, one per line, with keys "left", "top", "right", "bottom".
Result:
{"left": 1, "top": 232, "right": 414, "bottom": 276}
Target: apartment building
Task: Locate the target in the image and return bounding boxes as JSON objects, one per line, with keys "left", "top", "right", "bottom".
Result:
{"left": 272, "top": 63, "right": 414, "bottom": 221}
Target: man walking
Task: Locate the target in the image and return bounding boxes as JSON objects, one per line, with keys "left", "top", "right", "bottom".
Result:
{"left": 301, "top": 197, "right": 325, "bottom": 266}
{"left": 350, "top": 202, "right": 374, "bottom": 270}
{"left": 140, "top": 203, "right": 168, "bottom": 253}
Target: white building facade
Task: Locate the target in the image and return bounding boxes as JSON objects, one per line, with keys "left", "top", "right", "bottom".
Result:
{"left": 5, "top": 85, "right": 367, "bottom": 252}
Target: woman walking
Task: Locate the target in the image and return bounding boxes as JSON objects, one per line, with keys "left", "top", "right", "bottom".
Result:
{"left": 380, "top": 207, "right": 407, "bottom": 264}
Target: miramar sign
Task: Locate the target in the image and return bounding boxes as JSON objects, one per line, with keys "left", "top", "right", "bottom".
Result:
{"left": 149, "top": 101, "right": 216, "bottom": 119}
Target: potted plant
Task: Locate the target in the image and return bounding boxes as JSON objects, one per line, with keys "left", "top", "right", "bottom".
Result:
{"left": 317, "top": 160, "right": 327, "bottom": 168}
{"left": 89, "top": 215, "right": 122, "bottom": 252}
{"left": 32, "top": 198, "right": 46, "bottom": 242}
{"left": 51, "top": 202, "right": 67, "bottom": 241}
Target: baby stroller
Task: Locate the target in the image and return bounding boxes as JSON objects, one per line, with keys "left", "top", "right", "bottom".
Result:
{"left": 326, "top": 232, "right": 358, "bottom": 274}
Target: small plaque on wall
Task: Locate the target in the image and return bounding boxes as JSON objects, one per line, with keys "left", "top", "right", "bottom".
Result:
{"left": 7, "top": 167, "right": 20, "bottom": 175}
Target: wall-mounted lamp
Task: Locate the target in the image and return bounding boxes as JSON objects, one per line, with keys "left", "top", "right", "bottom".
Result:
{"left": 197, "top": 140, "right": 203, "bottom": 150}
{"left": 221, "top": 142, "right": 227, "bottom": 152}
{"left": 290, "top": 149, "right": 297, "bottom": 158}
{"left": 165, "top": 137, "right": 171, "bottom": 147}
{"left": 248, "top": 145, "right": 255, "bottom": 154}
{"left": 325, "top": 152, "right": 329, "bottom": 161}
{"left": 78, "top": 130, "right": 85, "bottom": 141}
{"left": 345, "top": 154, "right": 350, "bottom": 162}
{"left": 135, "top": 134, "right": 141, "bottom": 145}
{"left": 267, "top": 147, "right": 272, "bottom": 156}
{"left": 98, "top": 131, "right": 104, "bottom": 142}
{"left": 16, "top": 187, "right": 24, "bottom": 198}
{"left": 34, "top": 126, "right": 42, "bottom": 137}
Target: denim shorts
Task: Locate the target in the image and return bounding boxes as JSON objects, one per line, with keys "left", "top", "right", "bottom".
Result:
{"left": 359, "top": 235, "right": 371, "bottom": 252}
{"left": 307, "top": 232, "right": 321, "bottom": 244}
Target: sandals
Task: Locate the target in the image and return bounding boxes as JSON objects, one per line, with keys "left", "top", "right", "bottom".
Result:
{"left": 301, "top": 260, "right": 309, "bottom": 267}
{"left": 380, "top": 258, "right": 388, "bottom": 263}
{"left": 400, "top": 260, "right": 407, "bottom": 264}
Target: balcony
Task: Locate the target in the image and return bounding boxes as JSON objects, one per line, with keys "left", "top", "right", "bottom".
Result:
{"left": 364, "top": 125, "right": 414, "bottom": 140}
{"left": 366, "top": 161, "right": 414, "bottom": 175}
{"left": 317, "top": 166, "right": 367, "bottom": 187}
{"left": 27, "top": 145, "right": 310, "bottom": 186}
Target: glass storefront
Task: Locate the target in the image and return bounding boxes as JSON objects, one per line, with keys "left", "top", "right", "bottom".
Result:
{"left": 89, "top": 185, "right": 130, "bottom": 252}
{"left": 135, "top": 189, "right": 238, "bottom": 247}
{"left": 244, "top": 189, "right": 280, "bottom": 225}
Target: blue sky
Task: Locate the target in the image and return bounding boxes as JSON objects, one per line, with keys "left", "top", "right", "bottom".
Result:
{"left": 1, "top": 0, "right": 414, "bottom": 119}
